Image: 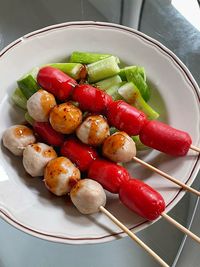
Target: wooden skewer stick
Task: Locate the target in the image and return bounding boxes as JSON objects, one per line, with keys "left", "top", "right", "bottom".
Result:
{"left": 190, "top": 145, "right": 200, "bottom": 153}
{"left": 99, "top": 206, "right": 169, "bottom": 267}
{"left": 132, "top": 156, "right": 200, "bottom": 197}
{"left": 161, "top": 213, "right": 200, "bottom": 244}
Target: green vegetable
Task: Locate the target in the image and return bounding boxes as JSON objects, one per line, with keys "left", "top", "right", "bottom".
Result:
{"left": 132, "top": 135, "right": 149, "bottom": 151}
{"left": 109, "top": 127, "right": 118, "bottom": 135}
{"left": 17, "top": 70, "right": 40, "bottom": 99}
{"left": 48, "top": 63, "right": 85, "bottom": 80}
{"left": 119, "top": 66, "right": 146, "bottom": 81}
{"left": 125, "top": 67, "right": 150, "bottom": 101}
{"left": 95, "top": 75, "right": 122, "bottom": 91}
{"left": 25, "top": 112, "right": 35, "bottom": 126}
{"left": 11, "top": 88, "right": 27, "bottom": 110}
{"left": 87, "top": 56, "right": 120, "bottom": 83}
{"left": 106, "top": 83, "right": 124, "bottom": 101}
{"left": 70, "top": 51, "right": 119, "bottom": 64}
{"left": 118, "top": 82, "right": 159, "bottom": 120}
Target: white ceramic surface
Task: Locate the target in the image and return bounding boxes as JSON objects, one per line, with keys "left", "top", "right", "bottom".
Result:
{"left": 0, "top": 21, "right": 199, "bottom": 244}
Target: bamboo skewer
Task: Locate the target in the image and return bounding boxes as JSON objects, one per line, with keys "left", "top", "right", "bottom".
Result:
{"left": 132, "top": 156, "right": 200, "bottom": 197}
{"left": 161, "top": 213, "right": 200, "bottom": 244}
{"left": 99, "top": 206, "right": 169, "bottom": 267}
{"left": 190, "top": 145, "right": 200, "bottom": 153}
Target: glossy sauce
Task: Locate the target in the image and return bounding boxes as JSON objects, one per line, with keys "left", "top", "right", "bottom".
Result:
{"left": 49, "top": 102, "right": 82, "bottom": 134}
{"left": 103, "top": 132, "right": 126, "bottom": 156}
{"left": 14, "top": 126, "right": 33, "bottom": 138}
{"left": 40, "top": 89, "right": 56, "bottom": 117}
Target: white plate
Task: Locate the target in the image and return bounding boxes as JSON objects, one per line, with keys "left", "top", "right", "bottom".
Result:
{"left": 0, "top": 21, "right": 200, "bottom": 244}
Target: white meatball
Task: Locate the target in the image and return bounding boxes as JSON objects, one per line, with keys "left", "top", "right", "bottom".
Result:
{"left": 27, "top": 89, "right": 56, "bottom": 122}
{"left": 23, "top": 143, "right": 57, "bottom": 177}
{"left": 44, "top": 157, "right": 80, "bottom": 196}
{"left": 2, "top": 125, "right": 36, "bottom": 156}
{"left": 70, "top": 179, "right": 106, "bottom": 214}
{"left": 76, "top": 115, "right": 110, "bottom": 146}
{"left": 102, "top": 131, "right": 136, "bottom": 162}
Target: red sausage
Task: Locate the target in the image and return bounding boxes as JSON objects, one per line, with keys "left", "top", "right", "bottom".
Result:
{"left": 119, "top": 179, "right": 165, "bottom": 220}
{"left": 107, "top": 100, "right": 147, "bottom": 135}
{"left": 139, "top": 120, "right": 192, "bottom": 156}
{"left": 72, "top": 84, "right": 113, "bottom": 114}
{"left": 37, "top": 66, "right": 77, "bottom": 101}
{"left": 34, "top": 122, "right": 65, "bottom": 146}
{"left": 60, "top": 138, "right": 98, "bottom": 172}
{"left": 88, "top": 159, "right": 130, "bottom": 193}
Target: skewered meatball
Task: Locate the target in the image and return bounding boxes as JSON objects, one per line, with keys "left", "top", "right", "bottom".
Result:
{"left": 44, "top": 157, "right": 80, "bottom": 196}
{"left": 27, "top": 89, "right": 56, "bottom": 122}
{"left": 2, "top": 125, "right": 36, "bottom": 156}
{"left": 23, "top": 143, "right": 57, "bottom": 177}
{"left": 49, "top": 102, "right": 82, "bottom": 134}
{"left": 70, "top": 179, "right": 106, "bottom": 214}
{"left": 76, "top": 115, "right": 110, "bottom": 146}
{"left": 102, "top": 131, "right": 136, "bottom": 162}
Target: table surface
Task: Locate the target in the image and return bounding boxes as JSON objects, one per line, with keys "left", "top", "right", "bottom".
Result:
{"left": 0, "top": 0, "right": 200, "bottom": 266}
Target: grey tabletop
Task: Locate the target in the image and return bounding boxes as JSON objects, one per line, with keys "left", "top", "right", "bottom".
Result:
{"left": 0, "top": 0, "right": 200, "bottom": 267}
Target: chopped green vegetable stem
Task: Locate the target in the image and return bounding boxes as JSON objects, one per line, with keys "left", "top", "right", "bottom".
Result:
{"left": 11, "top": 88, "right": 27, "bottom": 110}
{"left": 87, "top": 56, "right": 120, "bottom": 83}
{"left": 118, "top": 82, "right": 159, "bottom": 120}
{"left": 70, "top": 51, "right": 119, "bottom": 64}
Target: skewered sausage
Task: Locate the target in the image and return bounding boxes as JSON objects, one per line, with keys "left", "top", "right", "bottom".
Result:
{"left": 107, "top": 100, "right": 147, "bottom": 135}
{"left": 33, "top": 122, "right": 65, "bottom": 147}
{"left": 37, "top": 66, "right": 77, "bottom": 101}
{"left": 88, "top": 158, "right": 130, "bottom": 193}
{"left": 60, "top": 137, "right": 98, "bottom": 172}
{"left": 72, "top": 84, "right": 113, "bottom": 114}
{"left": 119, "top": 178, "right": 165, "bottom": 220}
{"left": 139, "top": 120, "right": 192, "bottom": 156}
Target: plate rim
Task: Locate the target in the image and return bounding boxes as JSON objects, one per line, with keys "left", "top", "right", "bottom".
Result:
{"left": 0, "top": 20, "right": 200, "bottom": 244}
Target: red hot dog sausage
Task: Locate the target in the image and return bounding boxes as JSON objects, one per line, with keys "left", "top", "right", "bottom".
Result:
{"left": 72, "top": 84, "right": 113, "bottom": 114}
{"left": 60, "top": 138, "right": 98, "bottom": 172}
{"left": 34, "top": 122, "right": 65, "bottom": 147}
{"left": 107, "top": 100, "right": 147, "bottom": 136}
{"left": 37, "top": 66, "right": 77, "bottom": 101}
{"left": 88, "top": 158, "right": 130, "bottom": 193}
{"left": 139, "top": 120, "right": 192, "bottom": 156}
{"left": 119, "top": 179, "right": 165, "bottom": 221}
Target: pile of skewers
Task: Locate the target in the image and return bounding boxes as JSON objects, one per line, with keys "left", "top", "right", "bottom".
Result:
{"left": 3, "top": 65, "right": 200, "bottom": 267}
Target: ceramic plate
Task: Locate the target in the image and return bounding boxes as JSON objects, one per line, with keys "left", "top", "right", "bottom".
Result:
{"left": 0, "top": 21, "right": 199, "bottom": 244}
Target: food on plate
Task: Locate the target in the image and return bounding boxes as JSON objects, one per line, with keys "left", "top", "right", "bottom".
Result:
{"left": 2, "top": 125, "right": 36, "bottom": 156}
{"left": 3, "top": 50, "right": 199, "bottom": 224}
{"left": 139, "top": 120, "right": 192, "bottom": 156}
{"left": 60, "top": 137, "right": 98, "bottom": 172}
{"left": 44, "top": 157, "right": 80, "bottom": 196}
{"left": 22, "top": 143, "right": 57, "bottom": 177}
{"left": 76, "top": 115, "right": 110, "bottom": 146}
{"left": 88, "top": 158, "right": 130, "bottom": 193}
{"left": 37, "top": 66, "right": 77, "bottom": 101}
{"left": 70, "top": 179, "right": 106, "bottom": 214}
{"left": 49, "top": 102, "right": 82, "bottom": 134}
{"left": 27, "top": 89, "right": 57, "bottom": 122}
{"left": 102, "top": 131, "right": 136, "bottom": 162}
